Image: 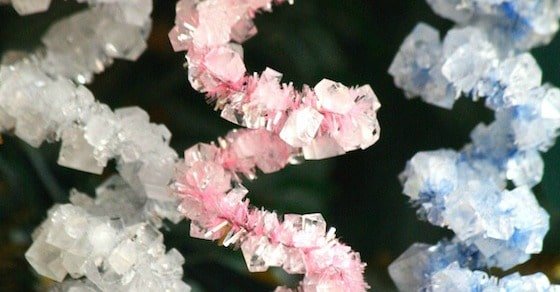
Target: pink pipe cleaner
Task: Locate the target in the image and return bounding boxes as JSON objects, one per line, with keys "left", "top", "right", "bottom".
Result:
{"left": 169, "top": 0, "right": 381, "bottom": 160}
{"left": 173, "top": 129, "right": 368, "bottom": 291}
{"left": 170, "top": 0, "right": 378, "bottom": 290}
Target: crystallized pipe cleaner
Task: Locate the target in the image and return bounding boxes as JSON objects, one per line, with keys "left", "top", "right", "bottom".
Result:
{"left": 174, "top": 129, "right": 369, "bottom": 291}
{"left": 1, "top": 0, "right": 190, "bottom": 290}
{"left": 169, "top": 0, "right": 381, "bottom": 290}
{"left": 0, "top": 0, "right": 381, "bottom": 291}
{"left": 169, "top": 0, "right": 381, "bottom": 159}
{"left": 389, "top": 0, "right": 560, "bottom": 291}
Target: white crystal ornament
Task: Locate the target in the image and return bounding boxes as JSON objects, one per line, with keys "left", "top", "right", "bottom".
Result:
{"left": 11, "top": 0, "right": 50, "bottom": 15}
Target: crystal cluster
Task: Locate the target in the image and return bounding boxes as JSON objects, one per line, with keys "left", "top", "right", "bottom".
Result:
{"left": 0, "top": 60, "right": 180, "bottom": 221}
{"left": 1, "top": 1, "right": 190, "bottom": 290}
{"left": 390, "top": 240, "right": 560, "bottom": 291}
{"left": 26, "top": 178, "right": 190, "bottom": 291}
{"left": 389, "top": 0, "right": 560, "bottom": 290}
{"left": 174, "top": 128, "right": 368, "bottom": 291}
{"left": 7, "top": 0, "right": 153, "bottom": 83}
{"left": 401, "top": 150, "right": 550, "bottom": 269}
{"left": 388, "top": 240, "right": 486, "bottom": 291}
{"left": 0, "top": 0, "right": 173, "bottom": 206}
{"left": 426, "top": 0, "right": 560, "bottom": 50}
{"left": 169, "top": 1, "right": 374, "bottom": 290}
{"left": 429, "top": 263, "right": 558, "bottom": 292}
{"left": 169, "top": 0, "right": 381, "bottom": 159}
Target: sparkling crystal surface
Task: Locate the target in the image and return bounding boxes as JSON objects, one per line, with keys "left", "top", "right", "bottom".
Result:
{"left": 390, "top": 0, "right": 560, "bottom": 289}
{"left": 26, "top": 177, "right": 188, "bottom": 291}
{"left": 279, "top": 107, "right": 324, "bottom": 147}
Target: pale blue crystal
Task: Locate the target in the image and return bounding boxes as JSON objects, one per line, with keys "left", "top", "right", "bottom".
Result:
{"left": 500, "top": 272, "right": 559, "bottom": 291}
{"left": 400, "top": 150, "right": 458, "bottom": 225}
{"left": 389, "top": 23, "right": 459, "bottom": 109}
{"left": 389, "top": 240, "right": 485, "bottom": 292}
{"left": 441, "top": 27, "right": 497, "bottom": 94}
{"left": 391, "top": 0, "right": 560, "bottom": 290}
{"left": 428, "top": 263, "right": 559, "bottom": 292}
{"left": 428, "top": 263, "right": 496, "bottom": 292}
{"left": 401, "top": 150, "right": 550, "bottom": 269}
{"left": 426, "top": 0, "right": 560, "bottom": 50}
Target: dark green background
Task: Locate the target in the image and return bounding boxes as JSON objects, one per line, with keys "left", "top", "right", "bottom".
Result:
{"left": 0, "top": 1, "right": 558, "bottom": 291}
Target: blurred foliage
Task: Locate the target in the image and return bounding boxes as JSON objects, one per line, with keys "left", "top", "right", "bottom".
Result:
{"left": 0, "top": 0, "right": 559, "bottom": 291}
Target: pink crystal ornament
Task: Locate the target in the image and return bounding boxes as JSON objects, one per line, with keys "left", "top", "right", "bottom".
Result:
{"left": 174, "top": 129, "right": 369, "bottom": 291}
{"left": 169, "top": 0, "right": 381, "bottom": 160}
{"left": 170, "top": 1, "right": 377, "bottom": 290}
